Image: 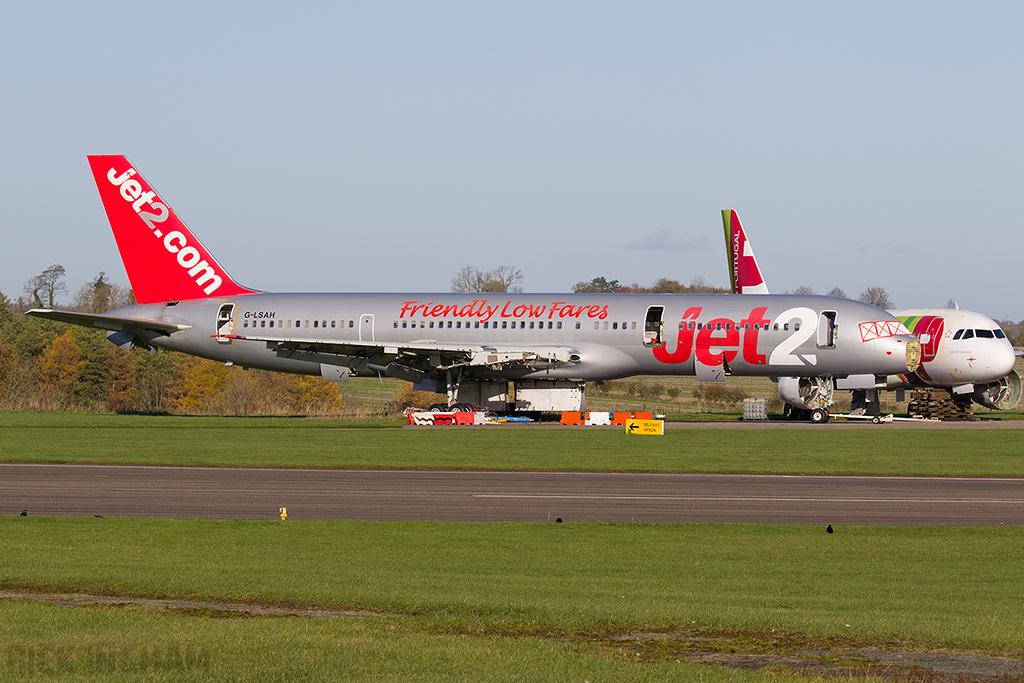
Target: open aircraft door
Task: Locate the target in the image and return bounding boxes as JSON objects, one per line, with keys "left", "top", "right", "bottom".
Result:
{"left": 216, "top": 303, "right": 236, "bottom": 343}
{"left": 359, "top": 314, "right": 374, "bottom": 341}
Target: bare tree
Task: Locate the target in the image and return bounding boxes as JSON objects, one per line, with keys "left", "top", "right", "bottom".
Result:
{"left": 790, "top": 285, "right": 815, "bottom": 295}
{"left": 826, "top": 286, "right": 847, "bottom": 298}
{"left": 24, "top": 264, "right": 67, "bottom": 309}
{"left": 451, "top": 265, "right": 524, "bottom": 293}
{"left": 859, "top": 286, "right": 894, "bottom": 310}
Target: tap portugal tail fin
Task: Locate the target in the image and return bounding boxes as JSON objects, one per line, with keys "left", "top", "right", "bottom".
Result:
{"left": 87, "top": 155, "right": 257, "bottom": 304}
{"left": 722, "top": 209, "right": 769, "bottom": 295}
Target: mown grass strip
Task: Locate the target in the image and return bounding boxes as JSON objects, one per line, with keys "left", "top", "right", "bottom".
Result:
{"left": 2, "top": 414, "right": 1024, "bottom": 476}
{"left": 3, "top": 518, "right": 1022, "bottom": 651}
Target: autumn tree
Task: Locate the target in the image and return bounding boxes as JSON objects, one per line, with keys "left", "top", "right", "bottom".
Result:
{"left": 859, "top": 286, "right": 894, "bottom": 310}
{"left": 71, "top": 272, "right": 134, "bottom": 313}
{"left": 38, "top": 330, "right": 83, "bottom": 405}
{"left": 451, "top": 265, "right": 524, "bottom": 293}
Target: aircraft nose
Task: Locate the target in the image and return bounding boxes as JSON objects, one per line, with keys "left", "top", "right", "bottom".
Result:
{"left": 987, "top": 342, "right": 1016, "bottom": 379}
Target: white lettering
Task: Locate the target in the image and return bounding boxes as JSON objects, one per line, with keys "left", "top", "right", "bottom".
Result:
{"left": 163, "top": 231, "right": 186, "bottom": 253}
{"left": 176, "top": 246, "right": 201, "bottom": 269}
{"left": 107, "top": 168, "right": 136, "bottom": 185}
{"left": 106, "top": 165, "right": 224, "bottom": 296}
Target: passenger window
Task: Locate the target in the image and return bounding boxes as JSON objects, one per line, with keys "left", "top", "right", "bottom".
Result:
{"left": 557, "top": 322, "right": 562, "bottom": 329}
{"left": 529, "top": 322, "right": 535, "bottom": 329}
{"left": 613, "top": 322, "right": 618, "bottom": 330}
{"left": 313, "top": 320, "right": 318, "bottom": 328}
{"left": 456, "top": 321, "right": 461, "bottom": 329}
{"left": 349, "top": 320, "right": 354, "bottom": 328}
{"left": 447, "top": 321, "right": 452, "bottom": 328}
{"left": 475, "top": 322, "right": 480, "bottom": 329}
{"left": 502, "top": 321, "right": 507, "bottom": 329}
{"left": 304, "top": 320, "right": 309, "bottom": 328}
{"left": 243, "top": 321, "right": 248, "bottom": 328}
{"left": 270, "top": 321, "right": 274, "bottom": 328}
{"left": 332, "top": 321, "right": 336, "bottom": 328}
{"left": 773, "top": 323, "right": 779, "bottom": 331}
{"left": 261, "top": 320, "right": 266, "bottom": 328}
{"left": 783, "top": 324, "right": 789, "bottom": 331}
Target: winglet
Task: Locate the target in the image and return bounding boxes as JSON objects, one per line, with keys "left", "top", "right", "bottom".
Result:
{"left": 722, "top": 209, "right": 769, "bottom": 294}
{"left": 87, "top": 155, "right": 257, "bottom": 304}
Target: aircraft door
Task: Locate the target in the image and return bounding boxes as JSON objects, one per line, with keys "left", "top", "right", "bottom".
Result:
{"left": 359, "top": 314, "right": 374, "bottom": 341}
{"left": 216, "top": 303, "right": 235, "bottom": 343}
{"left": 817, "top": 311, "right": 837, "bottom": 349}
{"left": 643, "top": 306, "right": 665, "bottom": 347}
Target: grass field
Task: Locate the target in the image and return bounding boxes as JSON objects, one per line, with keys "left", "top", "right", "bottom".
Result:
{"left": 2, "top": 518, "right": 1023, "bottom": 681}
{"left": 2, "top": 413, "right": 1024, "bottom": 681}
{"left": 2, "top": 412, "right": 1024, "bottom": 477}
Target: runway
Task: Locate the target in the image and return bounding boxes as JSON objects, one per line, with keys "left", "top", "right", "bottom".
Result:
{"left": 4, "top": 464, "right": 1022, "bottom": 525}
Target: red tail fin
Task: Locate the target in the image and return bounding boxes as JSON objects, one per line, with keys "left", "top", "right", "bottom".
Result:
{"left": 722, "top": 209, "right": 769, "bottom": 294}
{"left": 87, "top": 155, "right": 256, "bottom": 304}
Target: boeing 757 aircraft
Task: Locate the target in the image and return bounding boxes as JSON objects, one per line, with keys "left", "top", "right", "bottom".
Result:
{"left": 722, "top": 209, "right": 1020, "bottom": 418}
{"left": 28, "top": 156, "right": 921, "bottom": 414}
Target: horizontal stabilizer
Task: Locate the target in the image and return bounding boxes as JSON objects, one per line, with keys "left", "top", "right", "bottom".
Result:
{"left": 26, "top": 309, "right": 190, "bottom": 335}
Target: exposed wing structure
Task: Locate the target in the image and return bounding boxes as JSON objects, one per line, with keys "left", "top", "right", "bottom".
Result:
{"left": 224, "top": 333, "right": 580, "bottom": 380}
{"left": 26, "top": 309, "right": 191, "bottom": 335}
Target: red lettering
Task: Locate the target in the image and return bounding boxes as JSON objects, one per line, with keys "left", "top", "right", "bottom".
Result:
{"left": 400, "top": 301, "right": 418, "bottom": 318}
{"left": 695, "top": 318, "right": 739, "bottom": 366}
{"left": 653, "top": 307, "right": 702, "bottom": 364}
{"left": 429, "top": 304, "right": 445, "bottom": 317}
{"left": 740, "top": 307, "right": 769, "bottom": 365}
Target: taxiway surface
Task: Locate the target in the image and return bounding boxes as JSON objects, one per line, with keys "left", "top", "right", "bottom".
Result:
{"left": 4, "top": 464, "right": 1022, "bottom": 525}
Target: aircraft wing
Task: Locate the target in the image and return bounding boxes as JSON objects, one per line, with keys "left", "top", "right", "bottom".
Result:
{"left": 224, "top": 333, "right": 579, "bottom": 377}
{"left": 26, "top": 309, "right": 191, "bottom": 335}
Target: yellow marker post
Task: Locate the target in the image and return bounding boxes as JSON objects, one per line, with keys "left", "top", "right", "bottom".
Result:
{"left": 625, "top": 419, "right": 664, "bottom": 436}
{"left": 279, "top": 507, "right": 287, "bottom": 521}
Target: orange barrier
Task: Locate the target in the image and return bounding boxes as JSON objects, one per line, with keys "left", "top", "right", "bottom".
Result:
{"left": 560, "top": 412, "right": 583, "bottom": 425}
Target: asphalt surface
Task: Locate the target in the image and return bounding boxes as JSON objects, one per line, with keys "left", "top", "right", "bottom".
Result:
{"left": 4, "top": 464, "right": 1022, "bottom": 525}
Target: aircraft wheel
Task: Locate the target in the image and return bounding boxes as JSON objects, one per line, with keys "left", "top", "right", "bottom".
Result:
{"left": 451, "top": 402, "right": 476, "bottom": 412}
{"left": 871, "top": 416, "right": 881, "bottom": 424}
{"left": 809, "top": 408, "right": 829, "bottom": 424}
{"left": 427, "top": 403, "right": 449, "bottom": 412}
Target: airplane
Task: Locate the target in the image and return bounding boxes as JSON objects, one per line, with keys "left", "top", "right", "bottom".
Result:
{"left": 722, "top": 209, "right": 1021, "bottom": 419}
{"left": 27, "top": 156, "right": 923, "bottom": 417}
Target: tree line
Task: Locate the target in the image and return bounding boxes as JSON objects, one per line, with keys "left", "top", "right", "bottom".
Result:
{"left": 0, "top": 269, "right": 345, "bottom": 415}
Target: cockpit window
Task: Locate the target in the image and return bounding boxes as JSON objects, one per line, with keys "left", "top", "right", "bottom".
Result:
{"left": 976, "top": 329, "right": 995, "bottom": 338}
{"left": 995, "top": 329, "right": 1006, "bottom": 339}
{"left": 953, "top": 329, "right": 964, "bottom": 340}
{"left": 962, "top": 329, "right": 974, "bottom": 340}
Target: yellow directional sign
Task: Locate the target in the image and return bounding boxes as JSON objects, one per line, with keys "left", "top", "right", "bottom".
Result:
{"left": 626, "top": 419, "right": 663, "bottom": 435}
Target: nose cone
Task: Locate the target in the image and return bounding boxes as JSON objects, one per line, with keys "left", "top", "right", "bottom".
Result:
{"left": 986, "top": 341, "right": 1016, "bottom": 380}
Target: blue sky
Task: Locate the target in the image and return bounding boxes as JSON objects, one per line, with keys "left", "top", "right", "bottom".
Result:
{"left": 2, "top": 2, "right": 1022, "bottom": 318}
